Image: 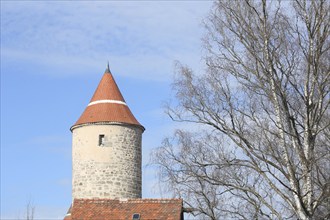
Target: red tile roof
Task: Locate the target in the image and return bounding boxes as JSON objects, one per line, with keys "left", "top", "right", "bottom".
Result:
{"left": 65, "top": 198, "right": 183, "bottom": 220}
{"left": 71, "top": 69, "right": 144, "bottom": 131}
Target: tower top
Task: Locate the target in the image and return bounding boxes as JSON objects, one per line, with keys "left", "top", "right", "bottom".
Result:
{"left": 105, "top": 61, "right": 110, "bottom": 73}
{"left": 71, "top": 66, "right": 144, "bottom": 131}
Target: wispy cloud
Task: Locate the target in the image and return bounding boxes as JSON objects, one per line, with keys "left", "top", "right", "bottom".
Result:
{"left": 1, "top": 2, "right": 213, "bottom": 218}
{"left": 2, "top": 1, "right": 211, "bottom": 81}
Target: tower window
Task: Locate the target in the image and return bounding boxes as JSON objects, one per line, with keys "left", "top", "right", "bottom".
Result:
{"left": 98, "top": 134, "right": 105, "bottom": 146}
{"left": 132, "top": 213, "right": 140, "bottom": 220}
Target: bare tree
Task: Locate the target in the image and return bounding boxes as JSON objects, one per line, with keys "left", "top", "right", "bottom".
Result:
{"left": 25, "top": 199, "right": 35, "bottom": 220}
{"left": 152, "top": 0, "right": 329, "bottom": 219}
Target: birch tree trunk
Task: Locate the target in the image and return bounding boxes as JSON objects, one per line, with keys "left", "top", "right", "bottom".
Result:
{"left": 152, "top": 0, "right": 329, "bottom": 219}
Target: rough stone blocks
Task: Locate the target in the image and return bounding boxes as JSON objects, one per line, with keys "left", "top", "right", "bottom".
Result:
{"left": 72, "top": 123, "right": 143, "bottom": 199}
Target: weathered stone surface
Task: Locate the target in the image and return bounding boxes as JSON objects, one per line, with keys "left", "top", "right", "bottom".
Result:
{"left": 72, "top": 123, "right": 143, "bottom": 199}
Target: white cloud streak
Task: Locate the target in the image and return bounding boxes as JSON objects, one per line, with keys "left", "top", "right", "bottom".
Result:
{"left": 2, "top": 1, "right": 212, "bottom": 81}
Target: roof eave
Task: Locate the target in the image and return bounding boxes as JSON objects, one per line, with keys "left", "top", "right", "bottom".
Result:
{"left": 70, "top": 121, "right": 145, "bottom": 132}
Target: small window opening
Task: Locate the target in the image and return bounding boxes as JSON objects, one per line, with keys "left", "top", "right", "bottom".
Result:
{"left": 99, "top": 134, "right": 105, "bottom": 146}
{"left": 132, "top": 213, "right": 140, "bottom": 220}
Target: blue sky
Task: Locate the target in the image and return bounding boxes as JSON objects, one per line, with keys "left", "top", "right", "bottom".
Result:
{"left": 1, "top": 1, "right": 212, "bottom": 219}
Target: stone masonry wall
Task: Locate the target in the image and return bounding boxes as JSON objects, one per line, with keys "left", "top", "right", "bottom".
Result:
{"left": 72, "top": 124, "right": 143, "bottom": 199}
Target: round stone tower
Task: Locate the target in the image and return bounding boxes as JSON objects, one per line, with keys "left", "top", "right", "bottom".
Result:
{"left": 70, "top": 65, "right": 144, "bottom": 199}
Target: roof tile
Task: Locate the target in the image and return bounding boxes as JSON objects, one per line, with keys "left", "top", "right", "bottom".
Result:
{"left": 72, "top": 70, "right": 144, "bottom": 130}
{"left": 68, "top": 198, "right": 183, "bottom": 220}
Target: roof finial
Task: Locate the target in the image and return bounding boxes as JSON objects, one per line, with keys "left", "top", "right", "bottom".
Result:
{"left": 105, "top": 61, "right": 111, "bottom": 73}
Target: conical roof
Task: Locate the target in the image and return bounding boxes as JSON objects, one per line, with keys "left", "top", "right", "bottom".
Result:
{"left": 71, "top": 67, "right": 144, "bottom": 131}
